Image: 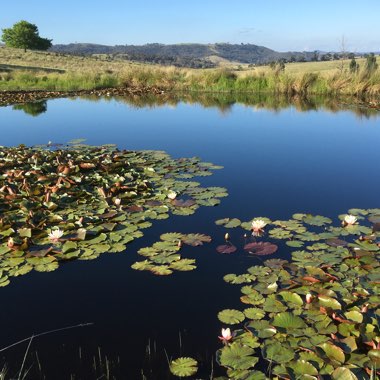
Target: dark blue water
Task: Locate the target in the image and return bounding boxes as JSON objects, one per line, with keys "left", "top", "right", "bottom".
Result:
{"left": 0, "top": 96, "right": 379, "bottom": 379}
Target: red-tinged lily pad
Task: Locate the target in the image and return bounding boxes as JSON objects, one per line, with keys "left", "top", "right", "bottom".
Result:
{"left": 172, "top": 199, "right": 196, "bottom": 207}
{"left": 216, "top": 244, "right": 237, "bottom": 254}
{"left": 28, "top": 247, "right": 53, "bottom": 257}
{"left": 326, "top": 238, "right": 348, "bottom": 247}
{"left": 182, "top": 233, "right": 212, "bottom": 246}
{"left": 244, "top": 242, "right": 278, "bottom": 256}
{"left": 145, "top": 200, "right": 162, "bottom": 207}
{"left": 126, "top": 205, "right": 144, "bottom": 213}
{"left": 100, "top": 211, "right": 118, "bottom": 219}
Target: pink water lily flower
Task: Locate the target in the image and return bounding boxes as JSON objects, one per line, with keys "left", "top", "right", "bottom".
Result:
{"left": 48, "top": 229, "right": 64, "bottom": 243}
{"left": 218, "top": 328, "right": 233, "bottom": 343}
{"left": 252, "top": 219, "right": 267, "bottom": 233}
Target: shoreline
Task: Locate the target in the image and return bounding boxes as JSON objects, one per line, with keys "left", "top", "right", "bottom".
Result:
{"left": 0, "top": 86, "right": 166, "bottom": 106}
{"left": 1, "top": 86, "right": 380, "bottom": 110}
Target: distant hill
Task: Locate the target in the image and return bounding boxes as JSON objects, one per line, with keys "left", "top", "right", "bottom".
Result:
{"left": 50, "top": 43, "right": 316, "bottom": 67}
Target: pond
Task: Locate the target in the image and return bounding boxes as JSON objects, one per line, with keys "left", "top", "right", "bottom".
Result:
{"left": 0, "top": 94, "right": 379, "bottom": 379}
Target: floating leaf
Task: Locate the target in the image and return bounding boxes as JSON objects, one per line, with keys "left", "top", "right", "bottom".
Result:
{"left": 272, "top": 312, "right": 307, "bottom": 330}
{"left": 244, "top": 242, "right": 278, "bottom": 256}
{"left": 160, "top": 232, "right": 184, "bottom": 241}
{"left": 169, "top": 357, "right": 198, "bottom": 377}
{"left": 263, "top": 342, "right": 295, "bottom": 363}
{"left": 169, "top": 259, "right": 196, "bottom": 271}
{"left": 224, "top": 219, "right": 241, "bottom": 228}
{"left": 243, "top": 308, "right": 265, "bottom": 320}
{"left": 332, "top": 367, "right": 358, "bottom": 380}
{"left": 219, "top": 343, "right": 258, "bottom": 370}
{"left": 318, "top": 295, "right": 342, "bottom": 310}
{"left": 286, "top": 360, "right": 319, "bottom": 376}
{"left": 216, "top": 244, "right": 237, "bottom": 254}
{"left": 286, "top": 240, "right": 304, "bottom": 248}
{"left": 150, "top": 265, "right": 173, "bottom": 276}
{"left": 318, "top": 343, "right": 345, "bottom": 365}
{"left": 218, "top": 309, "right": 245, "bottom": 325}
{"left": 182, "top": 233, "right": 211, "bottom": 246}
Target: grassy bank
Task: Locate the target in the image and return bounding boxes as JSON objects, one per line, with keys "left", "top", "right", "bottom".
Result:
{"left": 0, "top": 47, "right": 379, "bottom": 97}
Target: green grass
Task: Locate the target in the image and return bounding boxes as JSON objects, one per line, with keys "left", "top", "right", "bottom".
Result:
{"left": 0, "top": 47, "right": 379, "bottom": 97}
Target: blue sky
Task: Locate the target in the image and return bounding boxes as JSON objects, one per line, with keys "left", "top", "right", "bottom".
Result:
{"left": 2, "top": 1, "right": 379, "bottom": 52}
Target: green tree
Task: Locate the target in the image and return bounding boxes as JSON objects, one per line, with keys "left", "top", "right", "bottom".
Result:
{"left": 365, "top": 53, "right": 378, "bottom": 73}
{"left": 1, "top": 20, "right": 52, "bottom": 52}
{"left": 349, "top": 58, "right": 359, "bottom": 74}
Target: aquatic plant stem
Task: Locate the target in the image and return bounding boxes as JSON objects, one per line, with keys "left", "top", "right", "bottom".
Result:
{"left": 18, "top": 336, "right": 33, "bottom": 380}
{"left": 0, "top": 322, "right": 94, "bottom": 353}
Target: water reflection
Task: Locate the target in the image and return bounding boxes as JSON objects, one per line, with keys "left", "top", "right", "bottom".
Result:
{"left": 12, "top": 100, "right": 47, "bottom": 117}
{"left": 73, "top": 92, "right": 379, "bottom": 119}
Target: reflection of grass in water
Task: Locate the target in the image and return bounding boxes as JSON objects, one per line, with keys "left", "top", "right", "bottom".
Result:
{"left": 1, "top": 326, "right": 213, "bottom": 379}
{"left": 78, "top": 92, "right": 380, "bottom": 119}
{"left": 12, "top": 101, "right": 47, "bottom": 117}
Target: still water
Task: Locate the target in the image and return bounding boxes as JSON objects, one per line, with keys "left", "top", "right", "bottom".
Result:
{"left": 0, "top": 95, "right": 379, "bottom": 379}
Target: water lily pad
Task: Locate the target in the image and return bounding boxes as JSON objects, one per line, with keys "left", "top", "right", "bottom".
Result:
{"left": 243, "top": 308, "right": 265, "bottom": 320}
{"left": 218, "top": 309, "right": 245, "bottom": 325}
{"left": 317, "top": 343, "right": 345, "bottom": 365}
{"left": 224, "top": 219, "right": 241, "bottom": 228}
{"left": 217, "top": 244, "right": 237, "bottom": 254}
{"left": 286, "top": 240, "right": 304, "bottom": 248}
{"left": 218, "top": 343, "right": 258, "bottom": 370}
{"left": 263, "top": 342, "right": 295, "bottom": 363}
{"left": 244, "top": 242, "right": 278, "bottom": 255}
{"left": 272, "top": 312, "right": 307, "bottom": 330}
{"left": 286, "top": 360, "right": 319, "bottom": 376}
{"left": 169, "top": 357, "right": 198, "bottom": 377}
{"left": 160, "top": 232, "right": 184, "bottom": 241}
{"left": 332, "top": 367, "right": 358, "bottom": 380}
{"left": 150, "top": 265, "right": 173, "bottom": 276}
{"left": 169, "top": 259, "right": 196, "bottom": 271}
{"left": 182, "top": 233, "right": 212, "bottom": 246}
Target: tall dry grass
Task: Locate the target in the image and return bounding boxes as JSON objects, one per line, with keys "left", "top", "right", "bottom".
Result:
{"left": 0, "top": 47, "right": 379, "bottom": 97}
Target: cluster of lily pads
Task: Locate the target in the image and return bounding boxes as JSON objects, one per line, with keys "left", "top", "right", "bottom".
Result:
{"left": 212, "top": 209, "right": 380, "bottom": 379}
{"left": 0, "top": 142, "right": 227, "bottom": 287}
{"left": 131, "top": 232, "right": 212, "bottom": 275}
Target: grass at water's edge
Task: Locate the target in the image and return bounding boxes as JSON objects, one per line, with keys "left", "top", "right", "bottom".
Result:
{"left": 1, "top": 66, "right": 380, "bottom": 99}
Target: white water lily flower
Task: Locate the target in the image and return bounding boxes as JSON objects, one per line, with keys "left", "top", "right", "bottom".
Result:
{"left": 114, "top": 198, "right": 121, "bottom": 206}
{"left": 48, "top": 229, "right": 64, "bottom": 242}
{"left": 219, "top": 328, "right": 232, "bottom": 342}
{"left": 251, "top": 219, "right": 267, "bottom": 232}
{"left": 306, "top": 293, "right": 313, "bottom": 304}
{"left": 267, "top": 282, "right": 278, "bottom": 291}
{"left": 344, "top": 214, "right": 357, "bottom": 225}
{"left": 7, "top": 237, "right": 14, "bottom": 248}
{"left": 167, "top": 190, "right": 177, "bottom": 200}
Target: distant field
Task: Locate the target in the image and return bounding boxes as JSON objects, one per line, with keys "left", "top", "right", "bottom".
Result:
{"left": 0, "top": 46, "right": 367, "bottom": 76}
{"left": 0, "top": 46, "right": 141, "bottom": 75}
{"left": 256, "top": 58, "right": 367, "bottom": 75}
{"left": 0, "top": 47, "right": 379, "bottom": 97}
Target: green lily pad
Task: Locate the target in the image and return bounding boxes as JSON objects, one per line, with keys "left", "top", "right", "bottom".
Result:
{"left": 263, "top": 342, "right": 295, "bottom": 363}
{"left": 219, "top": 343, "right": 258, "bottom": 370}
{"left": 318, "top": 343, "right": 345, "bottom": 365}
{"left": 218, "top": 309, "right": 245, "bottom": 325}
{"left": 243, "top": 308, "right": 265, "bottom": 320}
{"left": 272, "top": 312, "right": 307, "bottom": 330}
{"left": 286, "top": 360, "right": 319, "bottom": 376}
{"left": 169, "top": 357, "right": 198, "bottom": 377}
